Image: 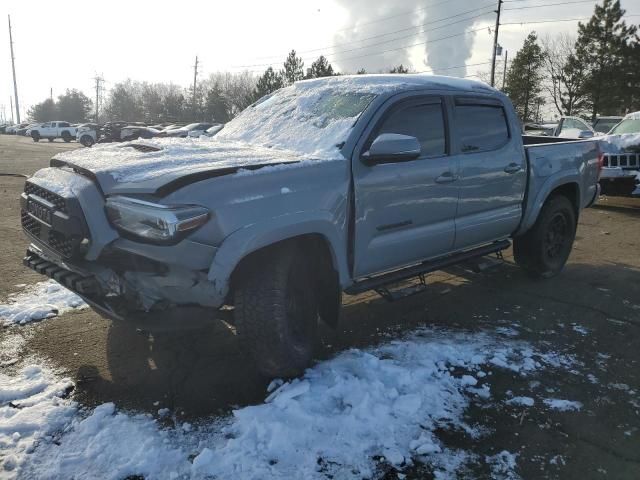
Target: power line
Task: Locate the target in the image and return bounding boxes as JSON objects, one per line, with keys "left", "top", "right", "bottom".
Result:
{"left": 501, "top": 13, "right": 640, "bottom": 25}
{"left": 503, "top": 0, "right": 600, "bottom": 11}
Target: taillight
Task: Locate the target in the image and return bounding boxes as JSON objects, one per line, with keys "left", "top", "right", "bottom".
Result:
{"left": 597, "top": 149, "right": 604, "bottom": 179}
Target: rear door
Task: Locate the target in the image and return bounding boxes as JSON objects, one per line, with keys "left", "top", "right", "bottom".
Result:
{"left": 450, "top": 97, "right": 526, "bottom": 250}
{"left": 352, "top": 95, "right": 459, "bottom": 277}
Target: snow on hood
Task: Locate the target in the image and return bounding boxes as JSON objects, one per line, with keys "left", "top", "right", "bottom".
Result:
{"left": 599, "top": 133, "right": 640, "bottom": 153}
{"left": 52, "top": 138, "right": 306, "bottom": 186}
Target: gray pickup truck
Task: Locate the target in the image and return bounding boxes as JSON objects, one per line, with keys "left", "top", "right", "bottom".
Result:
{"left": 20, "top": 75, "right": 601, "bottom": 377}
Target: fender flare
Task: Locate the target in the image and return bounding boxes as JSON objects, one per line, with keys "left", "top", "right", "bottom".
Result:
{"left": 517, "top": 170, "right": 581, "bottom": 235}
{"left": 207, "top": 211, "right": 349, "bottom": 306}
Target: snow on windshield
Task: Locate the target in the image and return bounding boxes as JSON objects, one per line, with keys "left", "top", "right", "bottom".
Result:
{"left": 216, "top": 83, "right": 377, "bottom": 159}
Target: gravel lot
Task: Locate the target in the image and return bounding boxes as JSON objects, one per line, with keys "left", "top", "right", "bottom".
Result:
{"left": 1, "top": 134, "right": 639, "bottom": 478}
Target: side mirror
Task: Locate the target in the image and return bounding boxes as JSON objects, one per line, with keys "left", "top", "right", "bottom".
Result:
{"left": 362, "top": 133, "right": 421, "bottom": 164}
{"left": 578, "top": 130, "right": 594, "bottom": 139}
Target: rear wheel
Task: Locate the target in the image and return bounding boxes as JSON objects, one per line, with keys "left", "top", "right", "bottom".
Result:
{"left": 234, "top": 243, "right": 319, "bottom": 378}
{"left": 62, "top": 131, "right": 72, "bottom": 142}
{"left": 514, "top": 195, "right": 576, "bottom": 278}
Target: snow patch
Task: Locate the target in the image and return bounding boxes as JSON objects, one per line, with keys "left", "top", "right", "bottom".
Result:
{"left": 506, "top": 396, "right": 535, "bottom": 407}
{"left": 0, "top": 280, "right": 87, "bottom": 326}
{"left": 486, "top": 450, "right": 520, "bottom": 479}
{"left": 543, "top": 398, "right": 583, "bottom": 411}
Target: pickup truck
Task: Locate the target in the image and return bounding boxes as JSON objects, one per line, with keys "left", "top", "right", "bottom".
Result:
{"left": 19, "top": 75, "right": 602, "bottom": 377}
{"left": 29, "top": 121, "right": 77, "bottom": 143}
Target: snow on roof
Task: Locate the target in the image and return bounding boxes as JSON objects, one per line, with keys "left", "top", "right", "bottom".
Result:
{"left": 623, "top": 111, "right": 640, "bottom": 120}
{"left": 295, "top": 73, "right": 494, "bottom": 93}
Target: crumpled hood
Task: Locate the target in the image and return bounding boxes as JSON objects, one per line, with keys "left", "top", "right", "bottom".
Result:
{"left": 51, "top": 138, "right": 309, "bottom": 195}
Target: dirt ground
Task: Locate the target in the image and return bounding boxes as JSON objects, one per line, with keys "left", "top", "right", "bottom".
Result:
{"left": 1, "top": 134, "right": 639, "bottom": 478}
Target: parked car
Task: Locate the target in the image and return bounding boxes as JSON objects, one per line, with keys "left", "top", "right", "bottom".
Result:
{"left": 97, "top": 121, "right": 130, "bottom": 143}
{"left": 5, "top": 124, "right": 19, "bottom": 134}
{"left": 161, "top": 122, "right": 213, "bottom": 138}
{"left": 592, "top": 116, "right": 623, "bottom": 134}
{"left": 598, "top": 111, "right": 640, "bottom": 196}
{"left": 204, "top": 124, "right": 224, "bottom": 137}
{"left": 16, "top": 123, "right": 36, "bottom": 136}
{"left": 29, "top": 121, "right": 77, "bottom": 142}
{"left": 120, "top": 126, "right": 160, "bottom": 141}
{"left": 552, "top": 116, "right": 596, "bottom": 138}
{"left": 20, "top": 75, "right": 601, "bottom": 378}
{"left": 76, "top": 123, "right": 99, "bottom": 147}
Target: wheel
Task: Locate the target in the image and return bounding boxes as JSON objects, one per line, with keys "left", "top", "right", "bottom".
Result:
{"left": 80, "top": 135, "right": 94, "bottom": 147}
{"left": 234, "top": 243, "right": 319, "bottom": 378}
{"left": 31, "top": 132, "right": 40, "bottom": 142}
{"left": 62, "top": 131, "right": 72, "bottom": 142}
{"left": 48, "top": 138, "right": 54, "bottom": 142}
{"left": 514, "top": 195, "right": 576, "bottom": 279}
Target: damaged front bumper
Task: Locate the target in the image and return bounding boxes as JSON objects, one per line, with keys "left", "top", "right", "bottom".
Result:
{"left": 23, "top": 247, "right": 224, "bottom": 331}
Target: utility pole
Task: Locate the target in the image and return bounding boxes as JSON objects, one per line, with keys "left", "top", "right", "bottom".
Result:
{"left": 50, "top": 87, "right": 53, "bottom": 100}
{"left": 93, "top": 74, "right": 104, "bottom": 123}
{"left": 10, "top": 96, "right": 14, "bottom": 123}
{"left": 192, "top": 56, "right": 199, "bottom": 116}
{"left": 502, "top": 50, "right": 508, "bottom": 90}
{"left": 490, "top": 0, "right": 503, "bottom": 87}
{"left": 8, "top": 15, "right": 21, "bottom": 123}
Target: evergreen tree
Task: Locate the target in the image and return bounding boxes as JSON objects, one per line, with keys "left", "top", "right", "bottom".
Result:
{"left": 504, "top": 32, "right": 545, "bottom": 121}
{"left": 575, "top": 0, "right": 639, "bottom": 118}
{"left": 27, "top": 98, "right": 57, "bottom": 122}
{"left": 356, "top": 68, "right": 367, "bottom": 75}
{"left": 282, "top": 50, "right": 305, "bottom": 85}
{"left": 254, "top": 67, "right": 285, "bottom": 100}
{"left": 56, "top": 89, "right": 93, "bottom": 123}
{"left": 204, "top": 83, "right": 231, "bottom": 123}
{"left": 389, "top": 64, "right": 409, "bottom": 74}
{"left": 306, "top": 55, "right": 334, "bottom": 79}
{"left": 104, "top": 81, "right": 143, "bottom": 121}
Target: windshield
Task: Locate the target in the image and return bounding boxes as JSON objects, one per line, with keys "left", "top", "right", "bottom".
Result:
{"left": 216, "top": 84, "right": 377, "bottom": 158}
{"left": 593, "top": 119, "right": 620, "bottom": 133}
{"left": 609, "top": 118, "right": 640, "bottom": 135}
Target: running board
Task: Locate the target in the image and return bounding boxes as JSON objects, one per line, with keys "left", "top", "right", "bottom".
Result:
{"left": 345, "top": 240, "right": 511, "bottom": 295}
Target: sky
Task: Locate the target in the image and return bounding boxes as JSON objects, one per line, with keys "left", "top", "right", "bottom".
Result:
{"left": 1, "top": 0, "right": 639, "bottom": 122}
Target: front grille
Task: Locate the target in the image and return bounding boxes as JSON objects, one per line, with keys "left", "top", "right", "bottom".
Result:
{"left": 21, "top": 211, "right": 41, "bottom": 237}
{"left": 21, "top": 182, "right": 89, "bottom": 259}
{"left": 24, "top": 182, "right": 67, "bottom": 213}
{"left": 603, "top": 153, "right": 640, "bottom": 169}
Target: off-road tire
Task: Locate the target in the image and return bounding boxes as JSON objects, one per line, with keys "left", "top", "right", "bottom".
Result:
{"left": 235, "top": 244, "right": 319, "bottom": 378}
{"left": 513, "top": 194, "right": 576, "bottom": 279}
{"left": 62, "top": 131, "right": 72, "bottom": 142}
{"left": 31, "top": 132, "right": 40, "bottom": 142}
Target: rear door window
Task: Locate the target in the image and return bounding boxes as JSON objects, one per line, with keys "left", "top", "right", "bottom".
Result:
{"left": 455, "top": 102, "right": 509, "bottom": 153}
{"left": 376, "top": 101, "right": 446, "bottom": 158}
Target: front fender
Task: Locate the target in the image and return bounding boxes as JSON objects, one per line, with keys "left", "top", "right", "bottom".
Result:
{"left": 207, "top": 211, "right": 350, "bottom": 306}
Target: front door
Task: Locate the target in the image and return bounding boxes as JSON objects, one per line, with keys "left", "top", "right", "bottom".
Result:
{"left": 352, "top": 96, "right": 459, "bottom": 278}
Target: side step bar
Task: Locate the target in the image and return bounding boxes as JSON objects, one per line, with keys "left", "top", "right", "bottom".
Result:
{"left": 345, "top": 240, "right": 511, "bottom": 295}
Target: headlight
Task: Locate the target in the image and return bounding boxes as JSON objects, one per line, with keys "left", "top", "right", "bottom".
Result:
{"left": 105, "top": 196, "right": 210, "bottom": 244}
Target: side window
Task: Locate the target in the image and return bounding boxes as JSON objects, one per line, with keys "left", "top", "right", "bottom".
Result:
{"left": 376, "top": 102, "right": 446, "bottom": 158}
{"left": 455, "top": 103, "right": 509, "bottom": 153}
{"left": 59, "top": 122, "right": 69, "bottom": 127}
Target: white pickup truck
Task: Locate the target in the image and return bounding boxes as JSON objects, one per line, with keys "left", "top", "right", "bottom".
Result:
{"left": 29, "top": 121, "right": 77, "bottom": 143}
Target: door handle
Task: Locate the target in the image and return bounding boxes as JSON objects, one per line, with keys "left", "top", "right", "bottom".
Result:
{"left": 504, "top": 163, "right": 522, "bottom": 174}
{"left": 435, "top": 172, "right": 458, "bottom": 184}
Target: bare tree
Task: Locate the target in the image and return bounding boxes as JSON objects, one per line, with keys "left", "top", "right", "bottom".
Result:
{"left": 541, "top": 34, "right": 589, "bottom": 116}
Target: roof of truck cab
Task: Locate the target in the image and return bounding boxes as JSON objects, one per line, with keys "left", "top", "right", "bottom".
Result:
{"left": 295, "top": 74, "right": 497, "bottom": 94}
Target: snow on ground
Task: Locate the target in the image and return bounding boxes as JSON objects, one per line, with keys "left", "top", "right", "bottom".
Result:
{"left": 0, "top": 280, "right": 87, "bottom": 326}
{"left": 506, "top": 396, "right": 535, "bottom": 407}
{"left": 542, "top": 398, "right": 583, "bottom": 412}
{"left": 486, "top": 451, "right": 520, "bottom": 480}
{"left": 0, "top": 327, "right": 580, "bottom": 480}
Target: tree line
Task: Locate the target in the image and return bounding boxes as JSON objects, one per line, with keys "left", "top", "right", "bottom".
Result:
{"left": 502, "top": 0, "right": 639, "bottom": 121}
{"left": 26, "top": 51, "right": 408, "bottom": 124}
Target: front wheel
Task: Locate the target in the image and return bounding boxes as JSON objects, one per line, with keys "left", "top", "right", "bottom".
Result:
{"left": 234, "top": 244, "right": 319, "bottom": 378}
{"left": 514, "top": 195, "right": 576, "bottom": 279}
{"left": 80, "top": 135, "right": 94, "bottom": 147}
{"left": 31, "top": 132, "right": 40, "bottom": 142}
